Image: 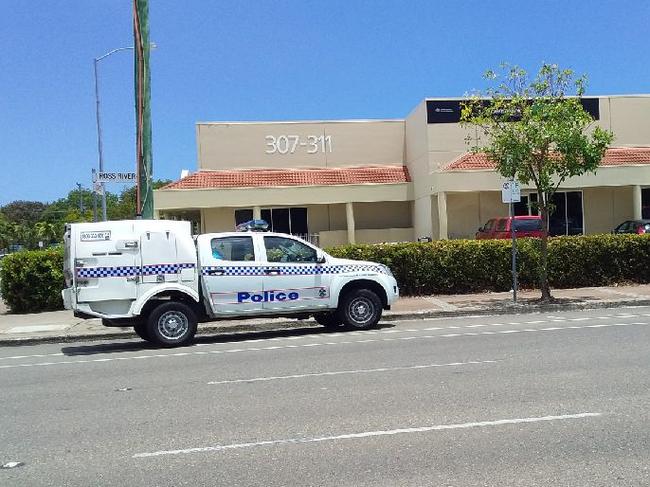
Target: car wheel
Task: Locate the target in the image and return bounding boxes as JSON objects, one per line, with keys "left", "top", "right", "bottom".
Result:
{"left": 133, "top": 321, "right": 150, "bottom": 342}
{"left": 314, "top": 312, "right": 343, "bottom": 329}
{"left": 146, "top": 302, "right": 197, "bottom": 348}
{"left": 338, "top": 289, "right": 382, "bottom": 330}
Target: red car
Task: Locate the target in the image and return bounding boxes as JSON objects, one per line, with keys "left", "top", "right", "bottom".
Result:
{"left": 476, "top": 216, "right": 545, "bottom": 239}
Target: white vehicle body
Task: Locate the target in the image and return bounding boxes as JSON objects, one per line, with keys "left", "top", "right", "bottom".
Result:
{"left": 63, "top": 220, "right": 398, "bottom": 346}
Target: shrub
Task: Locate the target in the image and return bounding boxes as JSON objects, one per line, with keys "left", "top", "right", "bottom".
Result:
{"left": 327, "top": 235, "right": 650, "bottom": 296}
{"left": 0, "top": 247, "right": 64, "bottom": 313}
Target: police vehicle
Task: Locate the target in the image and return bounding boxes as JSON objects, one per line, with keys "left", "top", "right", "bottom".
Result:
{"left": 62, "top": 219, "right": 399, "bottom": 347}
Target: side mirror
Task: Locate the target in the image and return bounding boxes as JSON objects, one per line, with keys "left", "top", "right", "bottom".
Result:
{"left": 316, "top": 252, "right": 327, "bottom": 264}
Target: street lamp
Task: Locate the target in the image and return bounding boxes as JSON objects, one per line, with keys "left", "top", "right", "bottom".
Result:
{"left": 93, "top": 43, "right": 156, "bottom": 221}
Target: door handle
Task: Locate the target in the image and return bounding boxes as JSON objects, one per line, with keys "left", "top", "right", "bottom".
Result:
{"left": 264, "top": 268, "right": 280, "bottom": 275}
{"left": 205, "top": 269, "right": 225, "bottom": 276}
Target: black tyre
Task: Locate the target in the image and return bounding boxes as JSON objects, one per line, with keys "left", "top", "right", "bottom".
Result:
{"left": 314, "top": 312, "right": 343, "bottom": 329}
{"left": 146, "top": 302, "right": 197, "bottom": 348}
{"left": 133, "top": 321, "right": 150, "bottom": 342}
{"left": 338, "top": 289, "right": 382, "bottom": 330}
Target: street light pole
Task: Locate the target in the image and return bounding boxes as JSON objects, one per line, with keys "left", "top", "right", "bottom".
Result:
{"left": 93, "top": 46, "right": 137, "bottom": 222}
{"left": 93, "top": 44, "right": 156, "bottom": 221}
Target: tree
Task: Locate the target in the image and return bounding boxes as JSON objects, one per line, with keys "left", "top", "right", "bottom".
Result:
{"left": 0, "top": 201, "right": 47, "bottom": 225}
{"left": 461, "top": 63, "right": 614, "bottom": 301}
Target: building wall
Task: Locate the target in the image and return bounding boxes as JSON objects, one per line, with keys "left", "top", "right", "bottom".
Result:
{"left": 446, "top": 192, "right": 508, "bottom": 239}
{"left": 197, "top": 120, "right": 405, "bottom": 171}
{"left": 583, "top": 186, "right": 635, "bottom": 234}
{"left": 354, "top": 201, "right": 412, "bottom": 229}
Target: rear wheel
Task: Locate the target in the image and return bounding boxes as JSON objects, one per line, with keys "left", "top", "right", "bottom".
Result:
{"left": 314, "top": 312, "right": 343, "bottom": 329}
{"left": 146, "top": 302, "right": 197, "bottom": 348}
{"left": 338, "top": 289, "right": 382, "bottom": 330}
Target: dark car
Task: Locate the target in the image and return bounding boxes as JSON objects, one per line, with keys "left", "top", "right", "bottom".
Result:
{"left": 476, "top": 216, "right": 545, "bottom": 239}
{"left": 613, "top": 220, "right": 650, "bottom": 235}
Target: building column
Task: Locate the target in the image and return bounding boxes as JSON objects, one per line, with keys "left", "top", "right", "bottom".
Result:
{"left": 437, "top": 192, "right": 448, "bottom": 240}
{"left": 346, "top": 202, "right": 356, "bottom": 244}
{"left": 633, "top": 185, "right": 642, "bottom": 220}
{"left": 253, "top": 206, "right": 261, "bottom": 220}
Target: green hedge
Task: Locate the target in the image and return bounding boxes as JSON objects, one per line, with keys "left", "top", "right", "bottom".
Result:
{"left": 0, "top": 247, "right": 64, "bottom": 313}
{"left": 1, "top": 235, "right": 648, "bottom": 312}
{"left": 327, "top": 234, "right": 650, "bottom": 296}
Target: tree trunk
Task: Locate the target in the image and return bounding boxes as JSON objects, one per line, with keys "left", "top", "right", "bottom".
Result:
{"left": 538, "top": 192, "right": 553, "bottom": 302}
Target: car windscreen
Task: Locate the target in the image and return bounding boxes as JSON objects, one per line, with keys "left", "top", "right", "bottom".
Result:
{"left": 513, "top": 219, "right": 543, "bottom": 231}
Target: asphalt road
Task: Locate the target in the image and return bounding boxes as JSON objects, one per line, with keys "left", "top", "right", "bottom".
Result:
{"left": 1, "top": 306, "right": 649, "bottom": 486}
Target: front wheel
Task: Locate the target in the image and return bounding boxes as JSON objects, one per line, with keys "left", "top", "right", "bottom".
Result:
{"left": 338, "top": 289, "right": 382, "bottom": 330}
{"left": 146, "top": 302, "right": 197, "bottom": 348}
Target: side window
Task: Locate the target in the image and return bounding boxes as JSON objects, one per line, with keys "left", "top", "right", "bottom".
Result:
{"left": 210, "top": 236, "right": 255, "bottom": 262}
{"left": 496, "top": 219, "right": 508, "bottom": 232}
{"left": 484, "top": 219, "right": 495, "bottom": 231}
{"left": 264, "top": 236, "right": 317, "bottom": 263}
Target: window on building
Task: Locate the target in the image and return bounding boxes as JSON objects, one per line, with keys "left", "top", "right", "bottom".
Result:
{"left": 210, "top": 236, "right": 255, "bottom": 261}
{"left": 235, "top": 207, "right": 308, "bottom": 235}
{"left": 263, "top": 236, "right": 317, "bottom": 263}
{"left": 643, "top": 188, "right": 650, "bottom": 219}
{"left": 517, "top": 191, "right": 583, "bottom": 236}
{"left": 235, "top": 209, "right": 253, "bottom": 226}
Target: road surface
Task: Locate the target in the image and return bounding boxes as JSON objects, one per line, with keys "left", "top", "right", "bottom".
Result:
{"left": 1, "top": 307, "right": 649, "bottom": 486}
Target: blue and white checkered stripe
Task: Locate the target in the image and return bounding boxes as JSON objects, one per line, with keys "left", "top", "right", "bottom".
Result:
{"left": 201, "top": 266, "right": 265, "bottom": 276}
{"left": 76, "top": 263, "right": 195, "bottom": 279}
{"left": 200, "top": 264, "right": 385, "bottom": 277}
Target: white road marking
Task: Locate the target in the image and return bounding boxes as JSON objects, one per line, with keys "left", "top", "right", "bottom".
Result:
{"left": 133, "top": 412, "right": 602, "bottom": 458}
{"left": 1, "top": 321, "right": 647, "bottom": 370}
{"left": 5, "top": 324, "right": 70, "bottom": 333}
{"left": 207, "top": 360, "right": 498, "bottom": 385}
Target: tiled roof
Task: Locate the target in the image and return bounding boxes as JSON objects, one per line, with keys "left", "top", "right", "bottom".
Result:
{"left": 444, "top": 147, "right": 650, "bottom": 171}
{"left": 162, "top": 165, "right": 411, "bottom": 190}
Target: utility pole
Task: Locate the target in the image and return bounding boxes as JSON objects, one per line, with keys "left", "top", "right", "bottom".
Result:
{"left": 133, "top": 0, "right": 154, "bottom": 218}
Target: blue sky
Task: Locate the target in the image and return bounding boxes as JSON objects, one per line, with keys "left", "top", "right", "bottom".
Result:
{"left": 1, "top": 0, "right": 648, "bottom": 205}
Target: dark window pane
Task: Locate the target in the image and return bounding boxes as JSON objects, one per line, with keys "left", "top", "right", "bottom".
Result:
{"left": 261, "top": 209, "right": 272, "bottom": 230}
{"left": 235, "top": 209, "right": 253, "bottom": 226}
{"left": 272, "top": 208, "right": 290, "bottom": 234}
{"left": 210, "top": 237, "right": 255, "bottom": 261}
{"left": 264, "top": 236, "right": 317, "bottom": 263}
{"left": 528, "top": 193, "right": 539, "bottom": 215}
{"left": 496, "top": 219, "right": 507, "bottom": 231}
{"left": 643, "top": 188, "right": 650, "bottom": 219}
{"left": 566, "top": 191, "right": 583, "bottom": 235}
{"left": 290, "top": 207, "right": 308, "bottom": 235}
{"left": 549, "top": 193, "right": 567, "bottom": 236}
{"left": 513, "top": 196, "right": 529, "bottom": 216}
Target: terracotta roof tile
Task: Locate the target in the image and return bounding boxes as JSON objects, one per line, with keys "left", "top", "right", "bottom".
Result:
{"left": 162, "top": 165, "right": 410, "bottom": 190}
{"left": 444, "top": 147, "right": 650, "bottom": 171}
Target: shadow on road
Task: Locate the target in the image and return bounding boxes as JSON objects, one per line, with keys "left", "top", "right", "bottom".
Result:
{"left": 60, "top": 322, "right": 397, "bottom": 356}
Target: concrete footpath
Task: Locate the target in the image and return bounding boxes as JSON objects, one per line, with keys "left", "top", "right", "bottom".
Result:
{"left": 1, "top": 284, "right": 650, "bottom": 345}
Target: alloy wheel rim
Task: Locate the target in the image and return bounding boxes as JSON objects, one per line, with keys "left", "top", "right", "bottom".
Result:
{"left": 158, "top": 310, "right": 189, "bottom": 340}
{"left": 348, "top": 297, "right": 374, "bottom": 325}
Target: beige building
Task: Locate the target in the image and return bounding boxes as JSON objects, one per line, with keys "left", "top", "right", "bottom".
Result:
{"left": 155, "top": 95, "right": 650, "bottom": 245}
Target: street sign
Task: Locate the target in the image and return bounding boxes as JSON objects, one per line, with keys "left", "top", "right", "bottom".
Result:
{"left": 94, "top": 172, "right": 137, "bottom": 184}
{"left": 502, "top": 179, "right": 521, "bottom": 203}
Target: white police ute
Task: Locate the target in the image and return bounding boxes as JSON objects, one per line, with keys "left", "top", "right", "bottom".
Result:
{"left": 62, "top": 219, "right": 399, "bottom": 347}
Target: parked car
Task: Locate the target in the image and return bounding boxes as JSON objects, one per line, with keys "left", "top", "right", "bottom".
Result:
{"left": 612, "top": 220, "right": 650, "bottom": 235}
{"left": 476, "top": 216, "right": 545, "bottom": 239}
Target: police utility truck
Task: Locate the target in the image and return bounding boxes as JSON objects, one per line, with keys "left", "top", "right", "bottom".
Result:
{"left": 62, "top": 220, "right": 399, "bottom": 347}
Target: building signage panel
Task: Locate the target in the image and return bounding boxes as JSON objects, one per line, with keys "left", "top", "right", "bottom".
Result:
{"left": 94, "top": 172, "right": 137, "bottom": 183}
{"left": 426, "top": 98, "right": 600, "bottom": 124}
